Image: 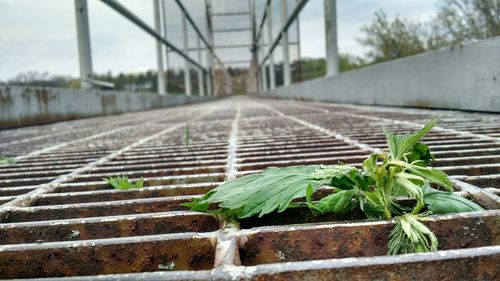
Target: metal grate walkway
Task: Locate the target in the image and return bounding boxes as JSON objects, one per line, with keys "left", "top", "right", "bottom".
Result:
{"left": 0, "top": 97, "right": 499, "bottom": 280}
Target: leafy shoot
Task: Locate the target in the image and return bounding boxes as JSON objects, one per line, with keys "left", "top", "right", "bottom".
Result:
{"left": 103, "top": 176, "right": 144, "bottom": 190}
{"left": 388, "top": 214, "right": 438, "bottom": 255}
{"left": 184, "top": 123, "right": 190, "bottom": 149}
{"left": 184, "top": 118, "right": 484, "bottom": 255}
{"left": 0, "top": 156, "right": 15, "bottom": 166}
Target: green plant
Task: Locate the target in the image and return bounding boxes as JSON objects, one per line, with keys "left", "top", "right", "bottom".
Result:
{"left": 183, "top": 118, "right": 484, "bottom": 255}
{"left": 103, "top": 176, "right": 144, "bottom": 190}
{"left": 0, "top": 156, "right": 15, "bottom": 165}
{"left": 184, "top": 123, "right": 190, "bottom": 148}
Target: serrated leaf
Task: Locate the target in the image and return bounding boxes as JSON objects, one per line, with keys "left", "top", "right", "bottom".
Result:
{"left": 394, "top": 172, "right": 424, "bottom": 205}
{"left": 423, "top": 186, "right": 484, "bottom": 214}
{"left": 0, "top": 156, "right": 15, "bottom": 166}
{"left": 309, "top": 189, "right": 357, "bottom": 215}
{"left": 314, "top": 165, "right": 374, "bottom": 191}
{"left": 201, "top": 165, "right": 327, "bottom": 218}
{"left": 362, "top": 190, "right": 388, "bottom": 219}
{"left": 388, "top": 214, "right": 438, "bottom": 255}
{"left": 306, "top": 183, "right": 314, "bottom": 203}
{"left": 407, "top": 142, "right": 435, "bottom": 166}
{"left": 405, "top": 164, "right": 453, "bottom": 191}
{"left": 384, "top": 118, "right": 439, "bottom": 161}
{"left": 362, "top": 153, "right": 378, "bottom": 174}
{"left": 181, "top": 197, "right": 210, "bottom": 212}
{"left": 103, "top": 176, "right": 144, "bottom": 190}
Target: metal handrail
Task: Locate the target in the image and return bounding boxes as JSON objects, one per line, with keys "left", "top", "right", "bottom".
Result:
{"left": 173, "top": 0, "right": 228, "bottom": 71}
{"left": 253, "top": 0, "right": 271, "bottom": 49}
{"left": 100, "top": 0, "right": 207, "bottom": 73}
{"left": 259, "top": 0, "right": 309, "bottom": 66}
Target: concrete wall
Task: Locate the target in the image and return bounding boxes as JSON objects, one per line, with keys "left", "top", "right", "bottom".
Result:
{"left": 0, "top": 86, "right": 215, "bottom": 128}
{"left": 262, "top": 37, "right": 500, "bottom": 113}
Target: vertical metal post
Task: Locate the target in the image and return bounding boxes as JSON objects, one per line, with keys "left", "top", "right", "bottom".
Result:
{"left": 197, "top": 37, "right": 205, "bottom": 96}
{"left": 249, "top": 0, "right": 260, "bottom": 94}
{"left": 205, "top": 0, "right": 214, "bottom": 96}
{"left": 154, "top": 0, "right": 166, "bottom": 95}
{"left": 160, "top": 0, "right": 170, "bottom": 94}
{"left": 182, "top": 13, "right": 192, "bottom": 96}
{"left": 260, "top": 36, "right": 268, "bottom": 91}
{"left": 296, "top": 0, "right": 303, "bottom": 82}
{"left": 280, "top": 0, "right": 291, "bottom": 86}
{"left": 74, "top": 0, "right": 93, "bottom": 90}
{"left": 324, "top": 0, "right": 339, "bottom": 76}
{"left": 266, "top": 4, "right": 276, "bottom": 89}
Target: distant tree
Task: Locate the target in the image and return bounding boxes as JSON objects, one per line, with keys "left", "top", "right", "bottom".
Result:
{"left": 294, "top": 55, "right": 366, "bottom": 81}
{"left": 434, "top": 0, "right": 500, "bottom": 45}
{"left": 8, "top": 71, "right": 76, "bottom": 88}
{"left": 357, "top": 10, "right": 429, "bottom": 62}
{"left": 339, "top": 54, "right": 367, "bottom": 72}
{"left": 358, "top": 0, "right": 500, "bottom": 62}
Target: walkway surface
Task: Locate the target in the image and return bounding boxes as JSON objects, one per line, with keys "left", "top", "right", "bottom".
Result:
{"left": 0, "top": 97, "right": 499, "bottom": 280}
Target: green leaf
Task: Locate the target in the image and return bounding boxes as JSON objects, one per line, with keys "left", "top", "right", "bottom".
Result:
{"left": 407, "top": 142, "right": 435, "bottom": 166}
{"left": 423, "top": 186, "right": 484, "bottom": 214}
{"left": 308, "top": 189, "right": 357, "bottom": 215}
{"left": 0, "top": 156, "right": 15, "bottom": 165}
{"left": 405, "top": 164, "right": 453, "bottom": 191}
{"left": 184, "top": 123, "right": 190, "bottom": 148}
{"left": 362, "top": 190, "right": 389, "bottom": 219}
{"left": 305, "top": 183, "right": 323, "bottom": 213}
{"left": 362, "top": 153, "right": 378, "bottom": 174}
{"left": 201, "top": 165, "right": 328, "bottom": 218}
{"left": 103, "top": 176, "right": 145, "bottom": 190}
{"left": 383, "top": 117, "right": 439, "bottom": 161}
{"left": 394, "top": 172, "right": 425, "bottom": 205}
{"left": 314, "top": 165, "right": 374, "bottom": 191}
{"left": 388, "top": 214, "right": 438, "bottom": 255}
{"left": 305, "top": 183, "right": 314, "bottom": 203}
{"left": 181, "top": 197, "right": 210, "bottom": 212}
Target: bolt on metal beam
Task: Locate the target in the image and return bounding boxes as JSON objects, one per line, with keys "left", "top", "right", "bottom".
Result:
{"left": 74, "top": 0, "right": 93, "bottom": 90}
{"left": 153, "top": 0, "right": 166, "bottom": 95}
{"left": 324, "top": 0, "right": 339, "bottom": 76}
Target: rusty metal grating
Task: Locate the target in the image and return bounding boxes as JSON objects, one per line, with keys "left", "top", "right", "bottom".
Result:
{"left": 0, "top": 97, "right": 498, "bottom": 280}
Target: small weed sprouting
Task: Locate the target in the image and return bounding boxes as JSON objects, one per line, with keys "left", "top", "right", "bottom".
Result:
{"left": 184, "top": 123, "right": 190, "bottom": 149}
{"left": 103, "top": 176, "right": 144, "bottom": 190}
{"left": 183, "top": 118, "right": 484, "bottom": 255}
{"left": 0, "top": 156, "right": 15, "bottom": 166}
{"left": 158, "top": 262, "right": 175, "bottom": 271}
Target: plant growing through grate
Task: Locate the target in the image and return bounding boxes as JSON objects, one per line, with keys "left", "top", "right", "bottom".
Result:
{"left": 184, "top": 118, "right": 484, "bottom": 255}
{"left": 103, "top": 176, "right": 145, "bottom": 190}
{"left": 0, "top": 156, "right": 15, "bottom": 165}
{"left": 184, "top": 123, "right": 190, "bottom": 148}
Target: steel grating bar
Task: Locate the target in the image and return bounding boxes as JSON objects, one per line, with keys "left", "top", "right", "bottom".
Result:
{"left": 0, "top": 98, "right": 499, "bottom": 280}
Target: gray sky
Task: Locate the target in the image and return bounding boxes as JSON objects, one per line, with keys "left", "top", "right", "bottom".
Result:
{"left": 0, "top": 0, "right": 438, "bottom": 80}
